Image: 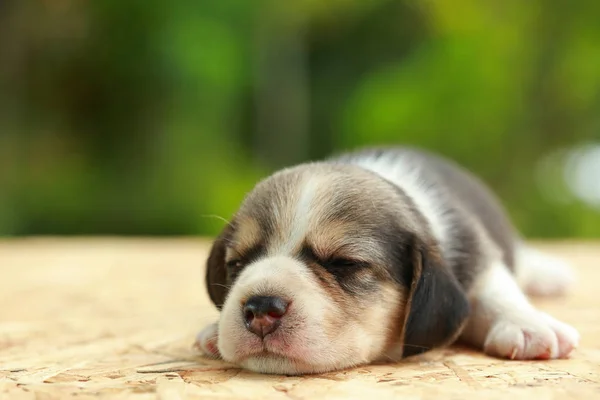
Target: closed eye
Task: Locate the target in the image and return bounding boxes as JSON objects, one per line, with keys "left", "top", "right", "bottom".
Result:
{"left": 323, "top": 258, "right": 366, "bottom": 269}
{"left": 321, "top": 258, "right": 370, "bottom": 279}
{"left": 300, "top": 244, "right": 368, "bottom": 273}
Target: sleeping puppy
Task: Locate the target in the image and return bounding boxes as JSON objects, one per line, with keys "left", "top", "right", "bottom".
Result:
{"left": 195, "top": 147, "right": 579, "bottom": 375}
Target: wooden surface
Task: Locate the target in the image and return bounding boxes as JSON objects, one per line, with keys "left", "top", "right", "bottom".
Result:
{"left": 0, "top": 239, "right": 599, "bottom": 399}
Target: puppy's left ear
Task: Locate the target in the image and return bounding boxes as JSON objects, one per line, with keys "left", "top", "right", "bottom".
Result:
{"left": 400, "top": 238, "right": 470, "bottom": 357}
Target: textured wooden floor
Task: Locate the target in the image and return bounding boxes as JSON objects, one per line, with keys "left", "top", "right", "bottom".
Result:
{"left": 0, "top": 239, "right": 599, "bottom": 399}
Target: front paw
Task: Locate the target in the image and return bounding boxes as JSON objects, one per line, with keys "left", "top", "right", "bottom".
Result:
{"left": 193, "top": 322, "right": 221, "bottom": 359}
{"left": 484, "top": 311, "right": 579, "bottom": 360}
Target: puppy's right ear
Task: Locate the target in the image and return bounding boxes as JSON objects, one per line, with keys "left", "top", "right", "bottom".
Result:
{"left": 205, "top": 224, "right": 233, "bottom": 310}
{"left": 400, "top": 237, "right": 470, "bottom": 357}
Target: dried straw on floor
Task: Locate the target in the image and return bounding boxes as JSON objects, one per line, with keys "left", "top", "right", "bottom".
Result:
{"left": 0, "top": 238, "right": 598, "bottom": 399}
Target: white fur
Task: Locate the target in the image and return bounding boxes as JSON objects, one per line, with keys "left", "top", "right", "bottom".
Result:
{"left": 276, "top": 176, "right": 319, "bottom": 255}
{"left": 349, "top": 154, "right": 453, "bottom": 258}
{"left": 461, "top": 259, "right": 579, "bottom": 360}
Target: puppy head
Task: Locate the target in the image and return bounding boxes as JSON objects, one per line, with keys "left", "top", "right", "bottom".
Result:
{"left": 205, "top": 163, "right": 469, "bottom": 374}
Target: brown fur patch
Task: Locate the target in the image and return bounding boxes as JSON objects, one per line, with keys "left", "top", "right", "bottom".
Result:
{"left": 230, "top": 217, "right": 262, "bottom": 254}
{"left": 306, "top": 220, "right": 384, "bottom": 264}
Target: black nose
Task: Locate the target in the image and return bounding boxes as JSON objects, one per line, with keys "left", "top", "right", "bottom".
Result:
{"left": 243, "top": 296, "right": 289, "bottom": 338}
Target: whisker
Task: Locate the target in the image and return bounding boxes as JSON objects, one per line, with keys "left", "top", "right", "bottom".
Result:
{"left": 221, "top": 237, "right": 237, "bottom": 245}
{"left": 210, "top": 283, "right": 233, "bottom": 290}
{"left": 198, "top": 214, "right": 232, "bottom": 226}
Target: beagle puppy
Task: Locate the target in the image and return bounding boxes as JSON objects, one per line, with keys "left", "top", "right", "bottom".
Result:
{"left": 195, "top": 147, "right": 579, "bottom": 375}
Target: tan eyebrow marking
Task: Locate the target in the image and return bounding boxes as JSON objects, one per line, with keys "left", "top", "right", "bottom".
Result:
{"left": 307, "top": 220, "right": 384, "bottom": 263}
{"left": 230, "top": 217, "right": 262, "bottom": 254}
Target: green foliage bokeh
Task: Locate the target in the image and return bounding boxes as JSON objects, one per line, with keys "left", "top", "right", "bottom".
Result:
{"left": 1, "top": 0, "right": 599, "bottom": 237}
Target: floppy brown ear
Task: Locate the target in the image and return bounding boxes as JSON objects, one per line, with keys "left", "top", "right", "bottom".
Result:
{"left": 205, "top": 225, "right": 233, "bottom": 310}
{"left": 400, "top": 238, "right": 470, "bottom": 357}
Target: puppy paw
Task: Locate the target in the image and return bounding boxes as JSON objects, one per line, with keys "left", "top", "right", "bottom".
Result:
{"left": 539, "top": 312, "right": 581, "bottom": 357}
{"left": 524, "top": 259, "right": 575, "bottom": 297}
{"left": 483, "top": 312, "right": 579, "bottom": 360}
{"left": 193, "top": 322, "right": 221, "bottom": 359}
{"left": 517, "top": 247, "right": 575, "bottom": 297}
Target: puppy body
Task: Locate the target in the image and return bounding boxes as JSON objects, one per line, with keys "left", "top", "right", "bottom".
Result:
{"left": 198, "top": 147, "right": 579, "bottom": 375}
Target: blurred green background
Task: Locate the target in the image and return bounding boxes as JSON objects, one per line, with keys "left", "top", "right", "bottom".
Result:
{"left": 1, "top": 0, "right": 599, "bottom": 238}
